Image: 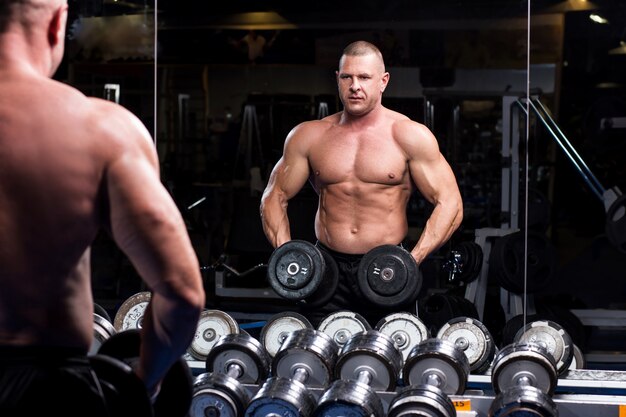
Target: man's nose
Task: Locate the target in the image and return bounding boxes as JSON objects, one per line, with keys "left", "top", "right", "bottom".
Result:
{"left": 350, "top": 78, "right": 361, "bottom": 91}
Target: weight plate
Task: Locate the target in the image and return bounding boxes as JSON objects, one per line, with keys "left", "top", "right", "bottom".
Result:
{"left": 402, "top": 338, "right": 469, "bottom": 395}
{"left": 490, "top": 231, "right": 558, "bottom": 294}
{"left": 313, "top": 379, "right": 383, "bottom": 417}
{"left": 91, "top": 313, "right": 117, "bottom": 355}
{"left": 245, "top": 377, "right": 316, "bottom": 417}
{"left": 189, "top": 310, "right": 239, "bottom": 361}
{"left": 113, "top": 291, "right": 151, "bottom": 332}
{"left": 336, "top": 330, "right": 403, "bottom": 391}
{"left": 491, "top": 342, "right": 557, "bottom": 395}
{"left": 192, "top": 372, "right": 249, "bottom": 417}
{"left": 98, "top": 328, "right": 194, "bottom": 417}
{"left": 436, "top": 316, "right": 495, "bottom": 374}
{"left": 273, "top": 329, "right": 338, "bottom": 388}
{"left": 301, "top": 249, "right": 339, "bottom": 308}
{"left": 357, "top": 245, "right": 422, "bottom": 308}
{"left": 514, "top": 319, "right": 574, "bottom": 375}
{"left": 94, "top": 303, "right": 112, "bottom": 323}
{"left": 489, "top": 385, "right": 558, "bottom": 417}
{"left": 388, "top": 384, "right": 456, "bottom": 417}
{"left": 317, "top": 310, "right": 371, "bottom": 350}
{"left": 375, "top": 312, "right": 430, "bottom": 362}
{"left": 449, "top": 241, "right": 483, "bottom": 285}
{"left": 569, "top": 343, "right": 586, "bottom": 370}
{"left": 267, "top": 240, "right": 325, "bottom": 300}
{"left": 260, "top": 311, "right": 313, "bottom": 357}
{"left": 89, "top": 354, "right": 153, "bottom": 417}
{"left": 206, "top": 333, "right": 271, "bottom": 384}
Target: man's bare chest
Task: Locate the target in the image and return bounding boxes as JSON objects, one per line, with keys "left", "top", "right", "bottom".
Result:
{"left": 308, "top": 132, "right": 408, "bottom": 186}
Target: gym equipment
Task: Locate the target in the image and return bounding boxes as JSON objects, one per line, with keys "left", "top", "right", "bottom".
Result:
{"left": 190, "top": 333, "right": 271, "bottom": 417}
{"left": 314, "top": 330, "right": 403, "bottom": 417}
{"left": 388, "top": 338, "right": 469, "bottom": 417}
{"left": 94, "top": 302, "right": 112, "bottom": 323}
{"left": 267, "top": 240, "right": 339, "bottom": 306}
{"left": 357, "top": 245, "right": 422, "bottom": 308}
{"left": 489, "top": 342, "right": 559, "bottom": 417}
{"left": 187, "top": 309, "right": 240, "bottom": 361}
{"left": 387, "top": 383, "right": 457, "bottom": 417}
{"left": 402, "top": 338, "right": 469, "bottom": 395}
{"left": 114, "top": 291, "right": 151, "bottom": 332}
{"left": 98, "top": 328, "right": 194, "bottom": 417}
{"left": 436, "top": 316, "right": 496, "bottom": 374}
{"left": 514, "top": 319, "right": 574, "bottom": 376}
{"left": 91, "top": 312, "right": 117, "bottom": 355}
{"left": 489, "top": 230, "right": 558, "bottom": 294}
{"left": 89, "top": 354, "right": 153, "bottom": 417}
{"left": 260, "top": 311, "right": 313, "bottom": 357}
{"left": 317, "top": 310, "right": 371, "bottom": 351}
{"left": 442, "top": 241, "right": 483, "bottom": 285}
{"left": 246, "top": 328, "right": 338, "bottom": 417}
{"left": 375, "top": 311, "right": 430, "bottom": 362}
{"left": 420, "top": 293, "right": 479, "bottom": 336}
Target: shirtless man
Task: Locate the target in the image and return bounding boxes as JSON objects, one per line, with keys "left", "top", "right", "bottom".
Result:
{"left": 0, "top": 1, "right": 205, "bottom": 415}
{"left": 260, "top": 41, "right": 462, "bottom": 326}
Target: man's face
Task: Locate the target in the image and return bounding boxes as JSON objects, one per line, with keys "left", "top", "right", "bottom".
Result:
{"left": 336, "top": 53, "right": 389, "bottom": 117}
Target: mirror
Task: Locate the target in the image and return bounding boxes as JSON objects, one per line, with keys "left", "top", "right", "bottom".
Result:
{"left": 64, "top": 1, "right": 625, "bottom": 374}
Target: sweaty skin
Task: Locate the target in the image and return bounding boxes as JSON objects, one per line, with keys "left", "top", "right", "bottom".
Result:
{"left": 0, "top": 0, "right": 205, "bottom": 395}
{"left": 261, "top": 43, "right": 462, "bottom": 265}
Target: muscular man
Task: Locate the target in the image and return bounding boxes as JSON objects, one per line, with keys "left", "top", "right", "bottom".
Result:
{"left": 0, "top": 1, "right": 205, "bottom": 415}
{"left": 260, "top": 41, "right": 462, "bottom": 326}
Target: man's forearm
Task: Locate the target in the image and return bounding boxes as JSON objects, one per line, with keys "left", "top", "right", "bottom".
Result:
{"left": 410, "top": 201, "right": 462, "bottom": 264}
{"left": 260, "top": 194, "right": 292, "bottom": 248}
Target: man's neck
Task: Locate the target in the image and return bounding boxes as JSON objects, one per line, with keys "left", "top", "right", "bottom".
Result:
{"left": 0, "top": 31, "right": 52, "bottom": 77}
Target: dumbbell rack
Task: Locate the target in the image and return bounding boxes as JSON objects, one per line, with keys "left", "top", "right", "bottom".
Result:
{"left": 187, "top": 360, "right": 626, "bottom": 416}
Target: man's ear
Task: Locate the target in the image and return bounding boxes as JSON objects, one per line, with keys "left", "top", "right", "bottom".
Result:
{"left": 380, "top": 72, "right": 390, "bottom": 93}
{"left": 47, "top": 4, "right": 68, "bottom": 48}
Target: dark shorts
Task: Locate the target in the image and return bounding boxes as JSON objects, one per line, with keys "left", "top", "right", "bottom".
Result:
{"left": 0, "top": 346, "right": 110, "bottom": 417}
{"left": 299, "top": 241, "right": 415, "bottom": 328}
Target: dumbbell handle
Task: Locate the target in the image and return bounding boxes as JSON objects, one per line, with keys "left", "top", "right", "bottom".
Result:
{"left": 516, "top": 375, "right": 533, "bottom": 387}
{"left": 425, "top": 372, "right": 444, "bottom": 388}
{"left": 356, "top": 370, "right": 373, "bottom": 386}
{"left": 291, "top": 367, "right": 310, "bottom": 384}
{"left": 225, "top": 362, "right": 243, "bottom": 380}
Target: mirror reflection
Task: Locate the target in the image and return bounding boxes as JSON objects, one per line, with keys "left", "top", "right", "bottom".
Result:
{"left": 59, "top": 0, "right": 625, "bottom": 381}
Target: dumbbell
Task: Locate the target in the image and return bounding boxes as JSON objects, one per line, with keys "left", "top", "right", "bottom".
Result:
{"left": 442, "top": 241, "right": 483, "bottom": 285}
{"left": 387, "top": 338, "right": 469, "bottom": 417}
{"left": 489, "top": 342, "right": 559, "bottom": 417}
{"left": 114, "top": 291, "right": 152, "bottom": 332}
{"left": 187, "top": 309, "right": 240, "bottom": 361}
{"left": 246, "top": 328, "right": 339, "bottom": 417}
{"left": 357, "top": 245, "right": 422, "bottom": 308}
{"left": 91, "top": 310, "right": 117, "bottom": 355}
{"left": 313, "top": 330, "right": 403, "bottom": 417}
{"left": 436, "top": 316, "right": 496, "bottom": 374}
{"left": 191, "top": 332, "right": 271, "bottom": 417}
{"left": 98, "top": 328, "right": 194, "bottom": 417}
{"left": 267, "top": 240, "right": 339, "bottom": 307}
{"left": 89, "top": 353, "right": 153, "bottom": 417}
{"left": 375, "top": 311, "right": 430, "bottom": 362}
{"left": 514, "top": 319, "right": 574, "bottom": 376}
{"left": 317, "top": 310, "right": 371, "bottom": 351}
{"left": 260, "top": 311, "right": 314, "bottom": 357}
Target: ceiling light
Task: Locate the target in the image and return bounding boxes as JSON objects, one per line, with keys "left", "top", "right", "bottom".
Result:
{"left": 589, "top": 14, "right": 609, "bottom": 24}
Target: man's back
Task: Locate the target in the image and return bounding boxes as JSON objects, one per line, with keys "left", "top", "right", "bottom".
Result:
{"left": 1, "top": 70, "right": 138, "bottom": 350}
